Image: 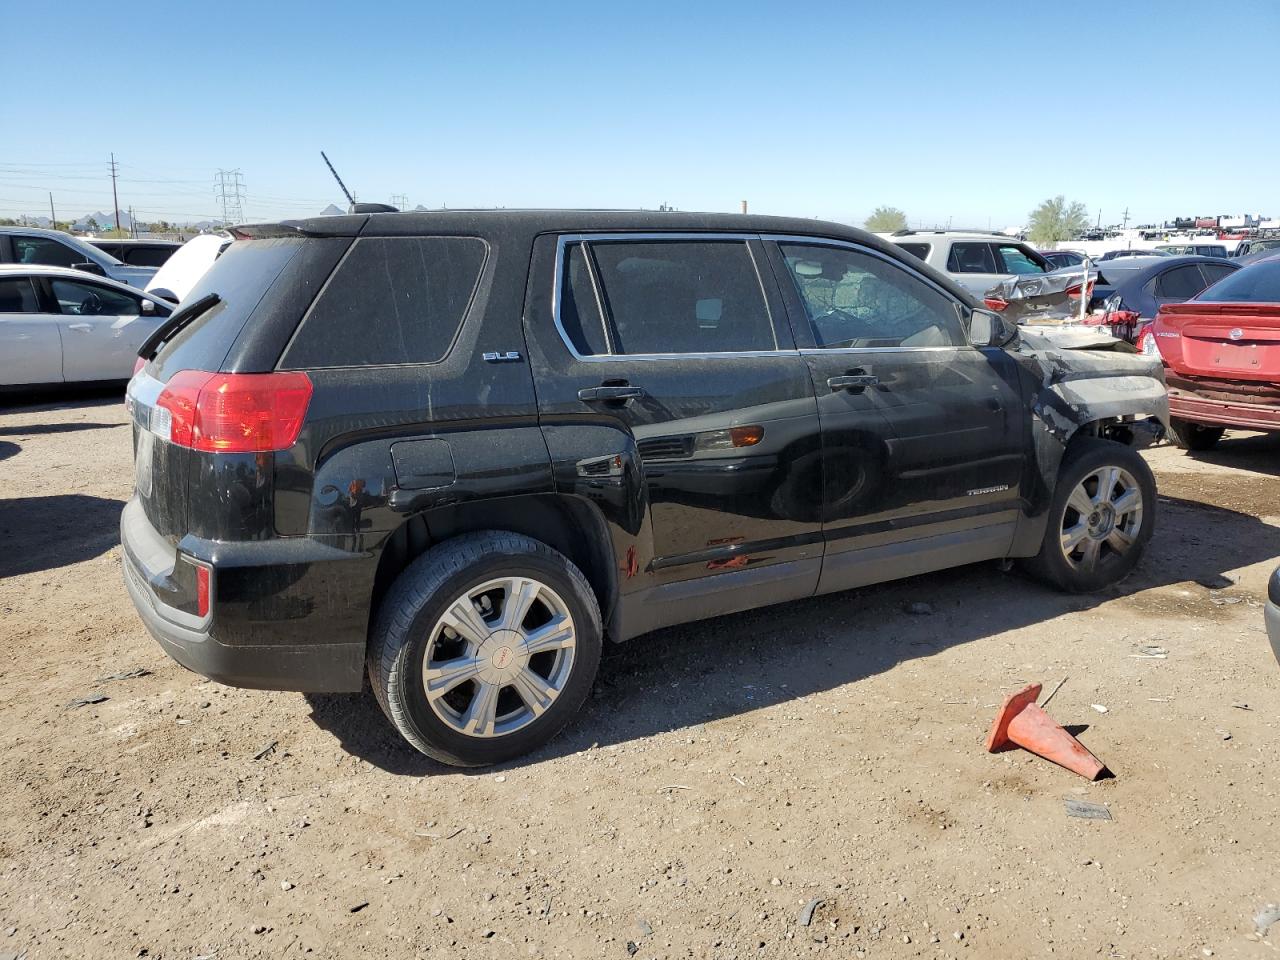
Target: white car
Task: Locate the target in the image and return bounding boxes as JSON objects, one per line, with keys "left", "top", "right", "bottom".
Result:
{"left": 145, "top": 233, "right": 231, "bottom": 303}
{"left": 886, "top": 230, "right": 1058, "bottom": 297}
{"left": 0, "top": 265, "right": 173, "bottom": 389}
{"left": 0, "top": 225, "right": 157, "bottom": 289}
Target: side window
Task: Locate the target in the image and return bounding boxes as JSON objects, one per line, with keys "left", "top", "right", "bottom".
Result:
{"left": 897, "top": 243, "right": 931, "bottom": 261}
{"left": 0, "top": 277, "right": 40, "bottom": 313}
{"left": 1199, "top": 263, "right": 1235, "bottom": 286}
{"left": 1152, "top": 265, "right": 1209, "bottom": 301}
{"left": 996, "top": 244, "right": 1047, "bottom": 275}
{"left": 125, "top": 247, "right": 174, "bottom": 268}
{"left": 13, "top": 235, "right": 82, "bottom": 268}
{"left": 583, "top": 240, "right": 776, "bottom": 356}
{"left": 779, "top": 243, "right": 966, "bottom": 349}
{"left": 558, "top": 242, "right": 610, "bottom": 356}
{"left": 946, "top": 242, "right": 998, "bottom": 274}
{"left": 283, "top": 237, "right": 486, "bottom": 368}
{"left": 50, "top": 278, "right": 141, "bottom": 316}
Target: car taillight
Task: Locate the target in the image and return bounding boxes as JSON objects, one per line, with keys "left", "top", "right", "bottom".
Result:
{"left": 1135, "top": 323, "right": 1159, "bottom": 357}
{"left": 133, "top": 357, "right": 146, "bottom": 376}
{"left": 1065, "top": 280, "right": 1095, "bottom": 299}
{"left": 155, "top": 370, "right": 312, "bottom": 452}
{"left": 983, "top": 297, "right": 1009, "bottom": 312}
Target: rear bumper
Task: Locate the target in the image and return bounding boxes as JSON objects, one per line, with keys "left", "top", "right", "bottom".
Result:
{"left": 1168, "top": 389, "right": 1280, "bottom": 432}
{"left": 120, "top": 498, "right": 367, "bottom": 692}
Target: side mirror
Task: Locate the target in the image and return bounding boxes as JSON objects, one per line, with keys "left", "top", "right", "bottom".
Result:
{"left": 71, "top": 261, "right": 107, "bottom": 277}
{"left": 969, "top": 308, "right": 1018, "bottom": 348}
{"left": 150, "top": 287, "right": 179, "bottom": 304}
{"left": 140, "top": 299, "right": 155, "bottom": 314}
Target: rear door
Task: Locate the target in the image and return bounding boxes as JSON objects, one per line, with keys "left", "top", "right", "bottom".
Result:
{"left": 525, "top": 232, "right": 823, "bottom": 590}
{"left": 766, "top": 238, "right": 1025, "bottom": 593}
{"left": 0, "top": 275, "right": 62, "bottom": 385}
{"left": 45, "top": 276, "right": 167, "bottom": 381}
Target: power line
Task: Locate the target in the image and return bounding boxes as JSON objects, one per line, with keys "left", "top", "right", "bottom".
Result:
{"left": 214, "top": 169, "right": 246, "bottom": 226}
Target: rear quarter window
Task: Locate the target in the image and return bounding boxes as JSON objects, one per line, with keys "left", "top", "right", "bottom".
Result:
{"left": 897, "top": 243, "right": 931, "bottom": 261}
{"left": 281, "top": 237, "right": 486, "bottom": 368}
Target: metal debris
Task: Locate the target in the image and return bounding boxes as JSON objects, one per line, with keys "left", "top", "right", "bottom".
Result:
{"left": 1064, "top": 799, "right": 1112, "bottom": 821}
{"left": 1040, "top": 677, "right": 1068, "bottom": 708}
{"left": 626, "top": 940, "right": 639, "bottom": 956}
{"left": 97, "top": 667, "right": 152, "bottom": 682}
{"left": 252, "top": 741, "right": 278, "bottom": 761}
{"left": 66, "top": 693, "right": 108, "bottom": 709}
{"left": 349, "top": 902, "right": 369, "bottom": 913}
{"left": 799, "top": 898, "right": 823, "bottom": 927}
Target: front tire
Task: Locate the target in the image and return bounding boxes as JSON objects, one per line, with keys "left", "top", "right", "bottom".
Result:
{"left": 1168, "top": 417, "right": 1224, "bottom": 451}
{"left": 368, "top": 531, "right": 602, "bottom": 767}
{"left": 1023, "top": 438, "right": 1156, "bottom": 593}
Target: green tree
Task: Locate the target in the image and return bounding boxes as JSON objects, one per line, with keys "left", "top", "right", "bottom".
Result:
{"left": 1027, "top": 196, "right": 1089, "bottom": 245}
{"left": 863, "top": 206, "right": 908, "bottom": 233}
{"left": 86, "top": 217, "right": 100, "bottom": 232}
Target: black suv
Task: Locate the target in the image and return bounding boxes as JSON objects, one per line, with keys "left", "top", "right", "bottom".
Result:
{"left": 123, "top": 210, "right": 1169, "bottom": 766}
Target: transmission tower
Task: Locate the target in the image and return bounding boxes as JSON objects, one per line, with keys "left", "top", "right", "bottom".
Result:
{"left": 214, "top": 169, "right": 246, "bottom": 225}
{"left": 390, "top": 193, "right": 408, "bottom": 209}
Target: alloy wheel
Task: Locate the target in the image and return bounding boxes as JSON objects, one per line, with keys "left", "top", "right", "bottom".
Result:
{"left": 1059, "top": 465, "right": 1144, "bottom": 572}
{"left": 422, "top": 576, "right": 577, "bottom": 738}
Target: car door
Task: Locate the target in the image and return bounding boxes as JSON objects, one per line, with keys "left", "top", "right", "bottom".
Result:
{"left": 765, "top": 238, "right": 1025, "bottom": 594}
{"left": 945, "top": 241, "right": 1004, "bottom": 296}
{"left": 0, "top": 275, "right": 63, "bottom": 385}
{"left": 1148, "top": 263, "right": 1216, "bottom": 316}
{"left": 524, "top": 232, "right": 823, "bottom": 596}
{"left": 43, "top": 276, "right": 167, "bottom": 381}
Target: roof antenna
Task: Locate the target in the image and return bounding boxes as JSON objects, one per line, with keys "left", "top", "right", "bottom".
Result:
{"left": 320, "top": 150, "right": 399, "bottom": 214}
{"left": 320, "top": 150, "right": 355, "bottom": 207}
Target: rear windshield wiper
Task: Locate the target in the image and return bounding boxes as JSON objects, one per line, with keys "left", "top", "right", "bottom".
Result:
{"left": 137, "top": 293, "right": 221, "bottom": 360}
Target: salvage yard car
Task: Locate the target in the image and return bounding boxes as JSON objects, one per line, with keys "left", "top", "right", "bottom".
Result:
{"left": 122, "top": 210, "right": 1170, "bottom": 766}
{"left": 0, "top": 225, "right": 158, "bottom": 288}
{"left": 0, "top": 264, "right": 173, "bottom": 389}
{"left": 1145, "top": 256, "right": 1280, "bottom": 449}
{"left": 886, "top": 230, "right": 1059, "bottom": 297}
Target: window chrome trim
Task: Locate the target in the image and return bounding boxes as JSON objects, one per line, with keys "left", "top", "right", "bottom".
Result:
{"left": 764, "top": 233, "right": 976, "bottom": 351}
{"left": 550, "top": 232, "right": 793, "bottom": 362}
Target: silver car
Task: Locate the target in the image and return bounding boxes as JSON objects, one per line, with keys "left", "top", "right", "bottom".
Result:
{"left": 0, "top": 225, "right": 158, "bottom": 288}
{"left": 886, "top": 230, "right": 1058, "bottom": 297}
{"left": 0, "top": 265, "right": 172, "bottom": 388}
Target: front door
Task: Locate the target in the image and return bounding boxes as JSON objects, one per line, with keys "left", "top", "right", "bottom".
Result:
{"left": 766, "top": 239, "right": 1026, "bottom": 593}
{"left": 44, "top": 276, "right": 161, "bottom": 382}
{"left": 524, "top": 233, "right": 823, "bottom": 591}
{"left": 0, "top": 275, "right": 62, "bottom": 385}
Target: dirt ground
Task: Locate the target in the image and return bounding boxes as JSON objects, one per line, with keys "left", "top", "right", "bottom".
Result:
{"left": 1, "top": 392, "right": 1277, "bottom": 960}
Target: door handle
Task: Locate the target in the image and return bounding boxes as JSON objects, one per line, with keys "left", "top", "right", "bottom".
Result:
{"left": 68, "top": 323, "right": 92, "bottom": 332}
{"left": 578, "top": 385, "right": 644, "bottom": 403}
{"left": 827, "top": 374, "right": 879, "bottom": 392}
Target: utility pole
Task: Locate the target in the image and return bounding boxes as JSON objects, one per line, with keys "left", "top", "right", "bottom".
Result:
{"left": 214, "top": 169, "right": 246, "bottom": 226}
{"left": 109, "top": 153, "right": 121, "bottom": 233}
{"left": 741, "top": 200, "right": 748, "bottom": 214}
{"left": 1121, "top": 207, "right": 1130, "bottom": 230}
{"left": 49, "top": 192, "right": 56, "bottom": 230}
{"left": 390, "top": 193, "right": 408, "bottom": 209}
{"left": 129, "top": 205, "right": 137, "bottom": 238}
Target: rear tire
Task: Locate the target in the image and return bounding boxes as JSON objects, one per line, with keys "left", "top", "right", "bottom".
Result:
{"left": 368, "top": 531, "right": 602, "bottom": 767}
{"left": 1168, "top": 417, "right": 1224, "bottom": 451}
{"left": 1023, "top": 437, "right": 1156, "bottom": 593}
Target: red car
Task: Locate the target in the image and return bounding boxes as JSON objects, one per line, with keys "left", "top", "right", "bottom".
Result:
{"left": 1141, "top": 256, "right": 1280, "bottom": 449}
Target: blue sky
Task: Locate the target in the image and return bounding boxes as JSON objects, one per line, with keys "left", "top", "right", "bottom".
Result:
{"left": 2, "top": 0, "right": 1276, "bottom": 228}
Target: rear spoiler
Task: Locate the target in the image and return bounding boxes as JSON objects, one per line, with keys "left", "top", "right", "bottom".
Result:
{"left": 1157, "top": 302, "right": 1280, "bottom": 318}
{"left": 231, "top": 215, "right": 367, "bottom": 240}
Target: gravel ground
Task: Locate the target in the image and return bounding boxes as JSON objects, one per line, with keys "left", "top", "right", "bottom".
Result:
{"left": 0, "top": 392, "right": 1277, "bottom": 960}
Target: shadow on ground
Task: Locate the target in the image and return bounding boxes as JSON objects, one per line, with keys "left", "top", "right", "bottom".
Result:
{"left": 1185, "top": 430, "right": 1280, "bottom": 479}
{"left": 305, "top": 493, "right": 1280, "bottom": 776}
{"left": 0, "top": 495, "right": 125, "bottom": 578}
{"left": 0, "top": 421, "right": 125, "bottom": 437}
{"left": 0, "top": 385, "right": 124, "bottom": 411}
{"left": 0, "top": 441, "right": 18, "bottom": 464}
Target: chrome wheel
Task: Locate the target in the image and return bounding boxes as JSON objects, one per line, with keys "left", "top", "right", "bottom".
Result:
{"left": 1059, "top": 465, "right": 1144, "bottom": 572}
{"left": 422, "top": 576, "right": 577, "bottom": 738}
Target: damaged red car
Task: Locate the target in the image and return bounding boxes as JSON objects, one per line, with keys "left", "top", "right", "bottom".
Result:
{"left": 1143, "top": 256, "right": 1280, "bottom": 450}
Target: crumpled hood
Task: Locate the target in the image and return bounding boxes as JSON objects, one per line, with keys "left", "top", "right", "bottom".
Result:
{"left": 984, "top": 267, "right": 1097, "bottom": 322}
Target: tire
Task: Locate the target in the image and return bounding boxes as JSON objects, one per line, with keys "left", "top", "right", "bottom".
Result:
{"left": 1168, "top": 417, "right": 1224, "bottom": 452}
{"left": 1022, "top": 437, "right": 1156, "bottom": 593}
{"left": 368, "top": 531, "right": 602, "bottom": 767}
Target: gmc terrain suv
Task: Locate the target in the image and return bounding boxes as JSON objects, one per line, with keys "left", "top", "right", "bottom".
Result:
{"left": 123, "top": 210, "right": 1169, "bottom": 766}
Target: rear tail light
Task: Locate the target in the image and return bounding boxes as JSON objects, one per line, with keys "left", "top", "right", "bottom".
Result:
{"left": 1135, "top": 323, "right": 1159, "bottom": 357}
{"left": 155, "top": 371, "right": 312, "bottom": 452}
{"left": 132, "top": 357, "right": 146, "bottom": 376}
{"left": 1065, "top": 280, "right": 1095, "bottom": 300}
{"left": 983, "top": 297, "right": 1009, "bottom": 312}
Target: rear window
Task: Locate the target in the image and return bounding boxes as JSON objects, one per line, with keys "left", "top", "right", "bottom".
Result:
{"left": 897, "top": 243, "right": 930, "bottom": 261}
{"left": 124, "top": 246, "right": 175, "bottom": 268}
{"left": 1196, "top": 260, "right": 1280, "bottom": 303}
{"left": 152, "top": 237, "right": 308, "bottom": 379}
{"left": 946, "top": 242, "right": 998, "bottom": 274}
{"left": 281, "top": 237, "right": 486, "bottom": 368}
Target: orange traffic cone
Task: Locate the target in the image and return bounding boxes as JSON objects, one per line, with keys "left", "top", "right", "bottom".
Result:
{"left": 985, "top": 683, "right": 1109, "bottom": 781}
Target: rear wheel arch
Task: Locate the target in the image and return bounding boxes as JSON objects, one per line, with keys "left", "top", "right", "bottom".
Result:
{"left": 369, "top": 494, "right": 618, "bottom": 641}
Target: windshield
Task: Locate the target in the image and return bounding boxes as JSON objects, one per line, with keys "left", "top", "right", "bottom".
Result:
{"left": 1196, "top": 259, "right": 1280, "bottom": 303}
